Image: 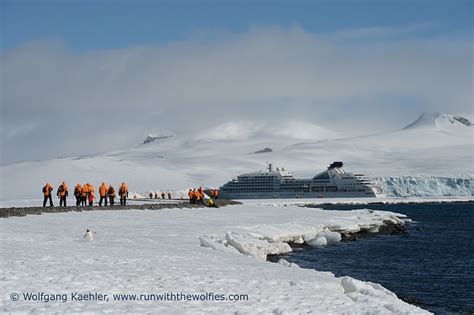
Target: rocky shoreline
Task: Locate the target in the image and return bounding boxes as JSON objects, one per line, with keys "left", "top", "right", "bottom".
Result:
{"left": 0, "top": 199, "right": 241, "bottom": 218}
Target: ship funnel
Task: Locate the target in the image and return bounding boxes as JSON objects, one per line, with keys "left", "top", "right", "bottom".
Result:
{"left": 267, "top": 163, "right": 273, "bottom": 172}
{"left": 328, "top": 161, "right": 344, "bottom": 170}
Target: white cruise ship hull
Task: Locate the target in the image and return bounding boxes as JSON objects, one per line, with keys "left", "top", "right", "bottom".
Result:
{"left": 220, "top": 191, "right": 386, "bottom": 199}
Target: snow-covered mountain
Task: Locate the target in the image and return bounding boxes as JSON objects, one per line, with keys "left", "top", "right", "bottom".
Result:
{"left": 1, "top": 114, "right": 472, "bottom": 201}
{"left": 285, "top": 112, "right": 472, "bottom": 175}
{"left": 403, "top": 112, "right": 472, "bottom": 133}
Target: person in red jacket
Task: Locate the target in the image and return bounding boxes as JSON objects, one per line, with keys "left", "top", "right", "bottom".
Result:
{"left": 87, "top": 183, "right": 95, "bottom": 206}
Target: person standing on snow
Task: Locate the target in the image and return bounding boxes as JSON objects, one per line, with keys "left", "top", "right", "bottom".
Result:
{"left": 99, "top": 182, "right": 108, "bottom": 206}
{"left": 56, "top": 181, "right": 68, "bottom": 207}
{"left": 188, "top": 189, "right": 194, "bottom": 204}
{"left": 74, "top": 184, "right": 82, "bottom": 206}
{"left": 80, "top": 183, "right": 88, "bottom": 206}
{"left": 192, "top": 188, "right": 198, "bottom": 204}
{"left": 197, "top": 187, "right": 204, "bottom": 204}
{"left": 87, "top": 183, "right": 95, "bottom": 206}
{"left": 42, "top": 182, "right": 54, "bottom": 207}
{"left": 119, "top": 182, "right": 129, "bottom": 206}
{"left": 107, "top": 184, "right": 116, "bottom": 206}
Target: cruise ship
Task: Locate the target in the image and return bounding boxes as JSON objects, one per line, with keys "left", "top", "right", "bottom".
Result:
{"left": 219, "top": 162, "right": 385, "bottom": 199}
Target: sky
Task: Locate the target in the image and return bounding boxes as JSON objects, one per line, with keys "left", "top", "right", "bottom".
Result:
{"left": 1, "top": 0, "right": 473, "bottom": 165}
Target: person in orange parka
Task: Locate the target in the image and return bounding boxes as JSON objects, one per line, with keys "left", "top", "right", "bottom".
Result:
{"left": 193, "top": 188, "right": 199, "bottom": 204}
{"left": 119, "top": 182, "right": 129, "bottom": 206}
{"left": 87, "top": 183, "right": 95, "bottom": 206}
{"left": 80, "top": 183, "right": 88, "bottom": 206}
{"left": 197, "top": 186, "right": 204, "bottom": 204}
{"left": 99, "top": 182, "right": 108, "bottom": 207}
{"left": 56, "top": 181, "right": 69, "bottom": 207}
{"left": 74, "top": 184, "right": 82, "bottom": 206}
{"left": 107, "top": 184, "right": 116, "bottom": 206}
{"left": 42, "top": 182, "right": 54, "bottom": 207}
{"left": 188, "top": 189, "right": 195, "bottom": 204}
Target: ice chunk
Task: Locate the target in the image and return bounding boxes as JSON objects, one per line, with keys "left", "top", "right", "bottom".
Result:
{"left": 341, "top": 276, "right": 398, "bottom": 299}
{"left": 323, "top": 231, "right": 341, "bottom": 245}
{"left": 306, "top": 235, "right": 327, "bottom": 247}
{"left": 199, "top": 235, "right": 240, "bottom": 254}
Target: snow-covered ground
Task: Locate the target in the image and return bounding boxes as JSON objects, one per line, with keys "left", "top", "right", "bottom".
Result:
{"left": 0, "top": 203, "right": 429, "bottom": 314}
{"left": 0, "top": 112, "right": 472, "bottom": 201}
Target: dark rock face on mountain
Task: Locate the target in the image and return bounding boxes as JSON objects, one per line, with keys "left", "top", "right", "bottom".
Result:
{"left": 254, "top": 148, "right": 273, "bottom": 154}
{"left": 453, "top": 116, "right": 472, "bottom": 126}
{"left": 143, "top": 132, "right": 175, "bottom": 144}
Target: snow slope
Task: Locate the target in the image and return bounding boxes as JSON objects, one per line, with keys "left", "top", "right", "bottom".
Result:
{"left": 0, "top": 204, "right": 429, "bottom": 314}
{"left": 285, "top": 112, "right": 473, "bottom": 176}
{"left": 0, "top": 113, "right": 472, "bottom": 200}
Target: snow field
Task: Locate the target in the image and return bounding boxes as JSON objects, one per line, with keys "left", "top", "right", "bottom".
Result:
{"left": 1, "top": 204, "right": 429, "bottom": 314}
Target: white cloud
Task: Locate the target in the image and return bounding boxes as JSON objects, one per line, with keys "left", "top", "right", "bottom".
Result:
{"left": 1, "top": 26, "right": 472, "bottom": 165}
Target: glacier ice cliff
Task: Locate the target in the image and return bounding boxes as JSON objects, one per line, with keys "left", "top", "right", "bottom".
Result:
{"left": 374, "top": 176, "right": 473, "bottom": 197}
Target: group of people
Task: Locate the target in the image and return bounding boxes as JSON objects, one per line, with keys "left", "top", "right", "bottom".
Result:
{"left": 42, "top": 181, "right": 129, "bottom": 207}
{"left": 148, "top": 191, "right": 172, "bottom": 199}
{"left": 209, "top": 189, "right": 220, "bottom": 200}
{"left": 42, "top": 182, "right": 221, "bottom": 208}
{"left": 187, "top": 187, "right": 220, "bottom": 207}
{"left": 188, "top": 187, "right": 205, "bottom": 204}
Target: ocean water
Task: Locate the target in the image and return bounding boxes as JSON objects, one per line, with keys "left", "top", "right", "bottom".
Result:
{"left": 285, "top": 203, "right": 474, "bottom": 315}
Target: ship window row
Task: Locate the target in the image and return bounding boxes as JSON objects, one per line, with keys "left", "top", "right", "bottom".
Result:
{"left": 227, "top": 181, "right": 276, "bottom": 184}
{"left": 225, "top": 184, "right": 277, "bottom": 187}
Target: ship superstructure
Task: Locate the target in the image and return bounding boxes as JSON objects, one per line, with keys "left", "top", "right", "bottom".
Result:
{"left": 219, "top": 162, "right": 385, "bottom": 199}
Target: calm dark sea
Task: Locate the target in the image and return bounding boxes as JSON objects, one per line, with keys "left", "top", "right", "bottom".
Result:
{"left": 286, "top": 203, "right": 474, "bottom": 315}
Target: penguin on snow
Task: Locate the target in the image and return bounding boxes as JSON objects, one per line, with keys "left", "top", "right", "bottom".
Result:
{"left": 84, "top": 229, "right": 94, "bottom": 241}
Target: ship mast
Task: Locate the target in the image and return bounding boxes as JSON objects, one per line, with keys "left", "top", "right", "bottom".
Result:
{"left": 266, "top": 162, "right": 273, "bottom": 172}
